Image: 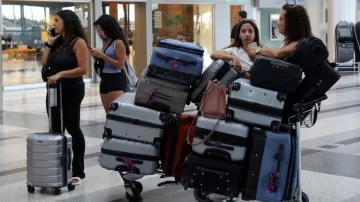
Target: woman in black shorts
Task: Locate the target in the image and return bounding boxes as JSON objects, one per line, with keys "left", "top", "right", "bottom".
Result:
{"left": 90, "top": 14, "right": 131, "bottom": 112}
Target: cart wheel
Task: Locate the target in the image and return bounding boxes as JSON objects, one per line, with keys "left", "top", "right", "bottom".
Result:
{"left": 125, "top": 182, "right": 142, "bottom": 202}
{"left": 54, "top": 188, "right": 61, "bottom": 195}
{"left": 194, "top": 189, "right": 213, "bottom": 202}
{"left": 133, "top": 181, "right": 143, "bottom": 193}
{"left": 67, "top": 183, "right": 75, "bottom": 191}
{"left": 302, "top": 192, "right": 309, "bottom": 202}
{"left": 27, "top": 185, "right": 35, "bottom": 193}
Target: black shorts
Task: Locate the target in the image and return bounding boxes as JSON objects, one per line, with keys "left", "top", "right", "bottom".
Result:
{"left": 100, "top": 72, "right": 127, "bottom": 94}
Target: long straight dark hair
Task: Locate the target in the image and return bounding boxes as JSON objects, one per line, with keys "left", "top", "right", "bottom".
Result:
{"left": 94, "top": 14, "right": 131, "bottom": 56}
{"left": 53, "top": 10, "right": 88, "bottom": 51}
{"left": 227, "top": 19, "right": 261, "bottom": 49}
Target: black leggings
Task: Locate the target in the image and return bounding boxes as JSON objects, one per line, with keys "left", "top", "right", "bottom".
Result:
{"left": 46, "top": 80, "right": 86, "bottom": 179}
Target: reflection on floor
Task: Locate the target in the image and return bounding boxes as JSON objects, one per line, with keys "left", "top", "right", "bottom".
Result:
{"left": 2, "top": 73, "right": 360, "bottom": 201}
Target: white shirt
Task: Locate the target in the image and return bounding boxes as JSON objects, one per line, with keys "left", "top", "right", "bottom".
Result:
{"left": 224, "top": 47, "right": 253, "bottom": 71}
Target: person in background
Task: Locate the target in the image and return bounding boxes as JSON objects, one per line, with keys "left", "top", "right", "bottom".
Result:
{"left": 211, "top": 19, "right": 262, "bottom": 79}
{"left": 41, "top": 10, "right": 89, "bottom": 186}
{"left": 90, "top": 14, "right": 131, "bottom": 113}
{"left": 231, "top": 11, "right": 247, "bottom": 44}
{"left": 246, "top": 4, "right": 312, "bottom": 60}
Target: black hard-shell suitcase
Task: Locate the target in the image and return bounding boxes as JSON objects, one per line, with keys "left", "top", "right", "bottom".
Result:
{"left": 250, "top": 55, "right": 302, "bottom": 93}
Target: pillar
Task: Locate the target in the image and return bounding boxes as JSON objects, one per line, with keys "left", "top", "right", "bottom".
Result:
{"left": 327, "top": 0, "right": 357, "bottom": 62}
{"left": 0, "top": 0, "right": 3, "bottom": 114}
{"left": 93, "top": 0, "right": 103, "bottom": 82}
{"left": 305, "top": 0, "right": 325, "bottom": 42}
{"left": 214, "top": 3, "right": 231, "bottom": 50}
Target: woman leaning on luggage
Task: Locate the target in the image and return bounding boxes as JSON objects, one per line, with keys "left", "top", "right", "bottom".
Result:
{"left": 90, "top": 14, "right": 131, "bottom": 113}
{"left": 41, "top": 10, "right": 89, "bottom": 185}
{"left": 210, "top": 19, "right": 262, "bottom": 79}
{"left": 246, "top": 4, "right": 312, "bottom": 60}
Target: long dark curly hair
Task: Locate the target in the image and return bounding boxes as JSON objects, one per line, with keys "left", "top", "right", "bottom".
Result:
{"left": 53, "top": 10, "right": 88, "bottom": 51}
{"left": 94, "top": 14, "right": 131, "bottom": 56}
{"left": 227, "top": 19, "right": 261, "bottom": 49}
{"left": 282, "top": 4, "right": 312, "bottom": 43}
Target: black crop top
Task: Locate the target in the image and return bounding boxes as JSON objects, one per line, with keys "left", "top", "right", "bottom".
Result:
{"left": 47, "top": 38, "right": 82, "bottom": 84}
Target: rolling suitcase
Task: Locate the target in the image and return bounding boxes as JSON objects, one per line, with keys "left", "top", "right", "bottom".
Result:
{"left": 26, "top": 83, "right": 75, "bottom": 195}
{"left": 189, "top": 59, "right": 237, "bottom": 103}
{"left": 100, "top": 138, "right": 160, "bottom": 175}
{"left": 192, "top": 116, "right": 249, "bottom": 161}
{"left": 104, "top": 92, "right": 173, "bottom": 147}
{"left": 227, "top": 78, "right": 286, "bottom": 131}
{"left": 135, "top": 76, "right": 190, "bottom": 115}
{"left": 242, "top": 128, "right": 297, "bottom": 202}
{"left": 250, "top": 55, "right": 302, "bottom": 93}
{"left": 182, "top": 153, "right": 245, "bottom": 199}
{"left": 161, "top": 113, "right": 196, "bottom": 181}
{"left": 148, "top": 39, "right": 204, "bottom": 85}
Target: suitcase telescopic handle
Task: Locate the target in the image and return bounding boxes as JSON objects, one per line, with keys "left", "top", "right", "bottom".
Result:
{"left": 47, "top": 80, "right": 64, "bottom": 134}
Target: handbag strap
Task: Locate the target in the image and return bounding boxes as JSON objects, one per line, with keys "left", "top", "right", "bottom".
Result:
{"left": 187, "top": 81, "right": 223, "bottom": 146}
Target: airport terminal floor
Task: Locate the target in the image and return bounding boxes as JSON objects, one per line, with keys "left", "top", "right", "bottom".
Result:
{"left": 2, "top": 71, "right": 360, "bottom": 202}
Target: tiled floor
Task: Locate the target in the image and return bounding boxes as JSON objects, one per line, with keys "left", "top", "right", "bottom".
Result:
{"left": 1, "top": 73, "right": 360, "bottom": 202}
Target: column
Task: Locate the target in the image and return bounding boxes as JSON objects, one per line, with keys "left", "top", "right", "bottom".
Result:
{"left": 327, "top": 0, "right": 357, "bottom": 62}
{"left": 213, "top": 3, "right": 231, "bottom": 50}
{"left": 0, "top": 0, "right": 3, "bottom": 114}
{"left": 93, "top": 0, "right": 103, "bottom": 82}
{"left": 145, "top": 0, "right": 153, "bottom": 68}
{"left": 305, "top": 0, "right": 325, "bottom": 42}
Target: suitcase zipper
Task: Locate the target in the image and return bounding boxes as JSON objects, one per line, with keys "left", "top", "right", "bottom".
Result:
{"left": 227, "top": 98, "right": 283, "bottom": 118}
{"left": 106, "top": 114, "right": 166, "bottom": 129}
{"left": 101, "top": 148, "right": 160, "bottom": 161}
{"left": 156, "top": 43, "right": 204, "bottom": 56}
{"left": 156, "top": 53, "right": 198, "bottom": 68}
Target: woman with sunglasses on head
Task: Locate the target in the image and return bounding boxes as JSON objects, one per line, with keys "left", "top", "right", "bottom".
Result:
{"left": 246, "top": 4, "right": 312, "bottom": 60}
{"left": 211, "top": 19, "right": 262, "bottom": 79}
{"left": 41, "top": 10, "right": 89, "bottom": 186}
{"left": 90, "top": 14, "right": 131, "bottom": 113}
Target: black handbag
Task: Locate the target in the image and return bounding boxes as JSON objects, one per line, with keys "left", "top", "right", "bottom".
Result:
{"left": 94, "top": 40, "right": 115, "bottom": 76}
{"left": 41, "top": 64, "right": 59, "bottom": 82}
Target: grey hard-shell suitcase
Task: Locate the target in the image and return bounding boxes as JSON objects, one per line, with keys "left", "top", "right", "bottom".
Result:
{"left": 227, "top": 78, "right": 286, "bottom": 131}
{"left": 26, "top": 83, "right": 75, "bottom": 195}
{"left": 104, "top": 93, "right": 173, "bottom": 147}
{"left": 192, "top": 116, "right": 249, "bottom": 161}
{"left": 100, "top": 138, "right": 160, "bottom": 175}
{"left": 135, "top": 76, "right": 190, "bottom": 115}
{"left": 189, "top": 60, "right": 237, "bottom": 103}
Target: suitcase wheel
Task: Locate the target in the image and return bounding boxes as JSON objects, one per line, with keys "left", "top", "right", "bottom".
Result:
{"left": 54, "top": 188, "right": 61, "bottom": 195}
{"left": 27, "top": 185, "right": 35, "bottom": 193}
{"left": 194, "top": 189, "right": 212, "bottom": 202}
{"left": 225, "top": 110, "right": 234, "bottom": 122}
{"left": 302, "top": 191, "right": 309, "bottom": 202}
{"left": 276, "top": 93, "right": 287, "bottom": 102}
{"left": 67, "top": 183, "right": 75, "bottom": 192}
{"left": 231, "top": 82, "right": 241, "bottom": 91}
{"left": 153, "top": 138, "right": 161, "bottom": 147}
{"left": 125, "top": 181, "right": 143, "bottom": 202}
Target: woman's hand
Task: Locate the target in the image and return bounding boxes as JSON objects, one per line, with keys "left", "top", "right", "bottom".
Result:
{"left": 232, "top": 57, "right": 242, "bottom": 72}
{"left": 89, "top": 48, "right": 104, "bottom": 58}
{"left": 47, "top": 72, "right": 62, "bottom": 85}
{"left": 47, "top": 30, "right": 60, "bottom": 46}
{"left": 245, "top": 46, "right": 258, "bottom": 57}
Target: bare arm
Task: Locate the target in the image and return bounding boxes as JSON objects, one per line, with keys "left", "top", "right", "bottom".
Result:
{"left": 257, "top": 41, "right": 298, "bottom": 59}
{"left": 210, "top": 50, "right": 235, "bottom": 61}
{"left": 101, "top": 40, "right": 126, "bottom": 69}
{"left": 58, "top": 39, "right": 89, "bottom": 78}
{"left": 40, "top": 47, "right": 52, "bottom": 66}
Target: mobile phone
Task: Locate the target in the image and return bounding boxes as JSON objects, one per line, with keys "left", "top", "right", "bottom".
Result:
{"left": 50, "top": 28, "right": 58, "bottom": 37}
{"left": 249, "top": 42, "right": 258, "bottom": 48}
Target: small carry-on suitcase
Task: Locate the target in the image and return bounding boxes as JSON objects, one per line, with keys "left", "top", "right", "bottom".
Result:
{"left": 135, "top": 76, "right": 190, "bottom": 115}
{"left": 227, "top": 78, "right": 286, "bottom": 131}
{"left": 100, "top": 138, "right": 160, "bottom": 175}
{"left": 242, "top": 128, "right": 297, "bottom": 202}
{"left": 26, "top": 83, "right": 75, "bottom": 195}
{"left": 189, "top": 59, "right": 237, "bottom": 103}
{"left": 148, "top": 39, "right": 204, "bottom": 86}
{"left": 104, "top": 92, "right": 172, "bottom": 147}
{"left": 250, "top": 55, "right": 302, "bottom": 93}
{"left": 182, "top": 153, "right": 245, "bottom": 200}
{"left": 192, "top": 116, "right": 249, "bottom": 161}
{"left": 161, "top": 113, "right": 196, "bottom": 181}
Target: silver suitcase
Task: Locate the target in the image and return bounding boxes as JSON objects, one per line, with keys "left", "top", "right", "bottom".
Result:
{"left": 227, "top": 78, "right": 286, "bottom": 131}
{"left": 192, "top": 116, "right": 249, "bottom": 161}
{"left": 100, "top": 138, "right": 159, "bottom": 175}
{"left": 104, "top": 93, "right": 172, "bottom": 147}
{"left": 26, "top": 83, "right": 75, "bottom": 195}
{"left": 135, "top": 76, "right": 190, "bottom": 115}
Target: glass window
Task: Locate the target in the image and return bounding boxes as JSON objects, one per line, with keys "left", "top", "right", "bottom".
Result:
{"left": 2, "top": 2, "right": 92, "bottom": 86}
{"left": 152, "top": 4, "right": 214, "bottom": 69}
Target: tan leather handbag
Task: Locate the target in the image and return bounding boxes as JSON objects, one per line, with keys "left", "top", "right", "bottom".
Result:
{"left": 187, "top": 80, "right": 227, "bottom": 146}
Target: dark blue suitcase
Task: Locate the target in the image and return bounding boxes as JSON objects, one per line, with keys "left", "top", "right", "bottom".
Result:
{"left": 242, "top": 128, "right": 297, "bottom": 202}
{"left": 147, "top": 39, "right": 204, "bottom": 86}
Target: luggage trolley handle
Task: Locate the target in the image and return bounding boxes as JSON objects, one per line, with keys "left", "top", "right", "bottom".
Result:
{"left": 292, "top": 95, "right": 328, "bottom": 121}
{"left": 47, "top": 80, "right": 64, "bottom": 134}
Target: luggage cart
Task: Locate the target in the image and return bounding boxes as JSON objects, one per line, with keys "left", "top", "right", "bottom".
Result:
{"left": 191, "top": 95, "right": 328, "bottom": 202}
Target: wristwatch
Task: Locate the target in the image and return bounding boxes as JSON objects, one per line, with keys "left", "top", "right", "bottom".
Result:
{"left": 255, "top": 47, "right": 261, "bottom": 55}
{"left": 45, "top": 42, "right": 53, "bottom": 48}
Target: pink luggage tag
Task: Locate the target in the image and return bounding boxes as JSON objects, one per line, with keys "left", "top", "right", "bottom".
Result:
{"left": 172, "top": 59, "right": 178, "bottom": 70}
{"left": 147, "top": 90, "right": 156, "bottom": 105}
{"left": 120, "top": 157, "right": 134, "bottom": 173}
{"left": 268, "top": 173, "right": 280, "bottom": 193}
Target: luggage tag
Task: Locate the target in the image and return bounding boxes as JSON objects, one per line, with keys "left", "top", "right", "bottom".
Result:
{"left": 268, "top": 144, "right": 284, "bottom": 193}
